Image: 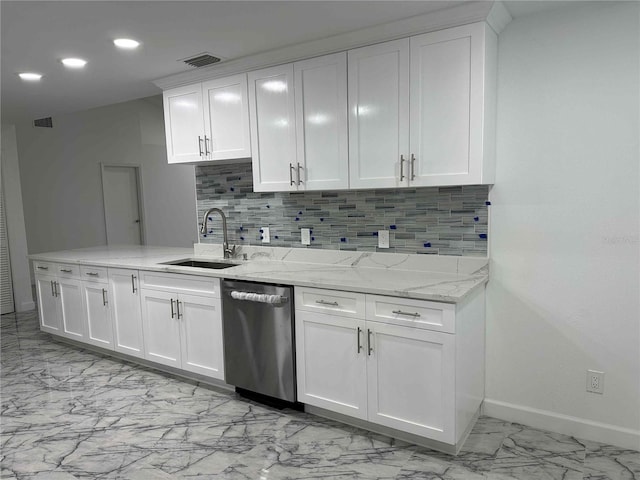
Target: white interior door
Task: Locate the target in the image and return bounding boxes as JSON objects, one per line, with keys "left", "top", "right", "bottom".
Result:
{"left": 102, "top": 165, "right": 142, "bottom": 245}
{"left": 0, "top": 188, "right": 14, "bottom": 314}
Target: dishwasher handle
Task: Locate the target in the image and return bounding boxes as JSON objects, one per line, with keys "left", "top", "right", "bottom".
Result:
{"left": 229, "top": 290, "right": 289, "bottom": 305}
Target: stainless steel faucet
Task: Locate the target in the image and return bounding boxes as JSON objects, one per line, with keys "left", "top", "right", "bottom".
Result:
{"left": 200, "top": 208, "right": 236, "bottom": 259}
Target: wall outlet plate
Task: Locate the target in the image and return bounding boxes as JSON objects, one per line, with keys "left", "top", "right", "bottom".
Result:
{"left": 261, "top": 227, "right": 270, "bottom": 243}
{"left": 301, "top": 228, "right": 311, "bottom": 245}
{"left": 378, "top": 230, "right": 390, "bottom": 249}
{"left": 586, "top": 369, "right": 604, "bottom": 394}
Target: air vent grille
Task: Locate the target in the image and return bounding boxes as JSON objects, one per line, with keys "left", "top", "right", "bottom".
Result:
{"left": 181, "top": 53, "right": 222, "bottom": 68}
{"left": 34, "top": 117, "right": 53, "bottom": 128}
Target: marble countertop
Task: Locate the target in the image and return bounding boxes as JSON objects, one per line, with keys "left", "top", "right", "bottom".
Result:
{"left": 29, "top": 244, "right": 488, "bottom": 304}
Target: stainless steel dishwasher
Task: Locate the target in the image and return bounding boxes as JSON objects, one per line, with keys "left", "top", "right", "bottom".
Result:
{"left": 221, "top": 279, "right": 296, "bottom": 405}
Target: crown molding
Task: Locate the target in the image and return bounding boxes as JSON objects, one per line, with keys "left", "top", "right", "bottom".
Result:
{"left": 154, "top": 1, "right": 507, "bottom": 90}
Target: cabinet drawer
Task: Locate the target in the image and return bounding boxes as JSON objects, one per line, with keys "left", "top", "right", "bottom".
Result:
{"left": 366, "top": 295, "right": 455, "bottom": 333}
{"left": 80, "top": 265, "right": 108, "bottom": 283}
{"left": 140, "top": 271, "right": 220, "bottom": 297}
{"left": 295, "top": 287, "right": 365, "bottom": 318}
{"left": 57, "top": 263, "right": 80, "bottom": 278}
{"left": 33, "top": 261, "right": 56, "bottom": 275}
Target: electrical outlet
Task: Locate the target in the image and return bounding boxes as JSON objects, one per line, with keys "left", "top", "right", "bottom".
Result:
{"left": 301, "top": 228, "right": 311, "bottom": 245}
{"left": 261, "top": 227, "right": 270, "bottom": 243}
{"left": 586, "top": 370, "right": 604, "bottom": 394}
{"left": 378, "top": 230, "right": 390, "bottom": 249}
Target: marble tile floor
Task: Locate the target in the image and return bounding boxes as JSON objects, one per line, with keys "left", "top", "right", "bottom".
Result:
{"left": 1, "top": 311, "right": 638, "bottom": 480}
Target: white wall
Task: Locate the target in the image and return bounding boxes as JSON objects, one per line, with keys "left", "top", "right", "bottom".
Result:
{"left": 1, "top": 125, "right": 35, "bottom": 312}
{"left": 15, "top": 96, "right": 198, "bottom": 256}
{"left": 487, "top": 2, "right": 640, "bottom": 449}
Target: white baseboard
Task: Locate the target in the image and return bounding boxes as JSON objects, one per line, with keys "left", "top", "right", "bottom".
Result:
{"left": 18, "top": 301, "right": 36, "bottom": 312}
{"left": 484, "top": 398, "right": 640, "bottom": 451}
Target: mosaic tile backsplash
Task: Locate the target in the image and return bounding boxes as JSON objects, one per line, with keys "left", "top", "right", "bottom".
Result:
{"left": 195, "top": 163, "right": 489, "bottom": 256}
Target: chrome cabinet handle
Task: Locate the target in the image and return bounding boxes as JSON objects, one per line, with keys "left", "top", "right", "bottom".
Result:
{"left": 60, "top": 269, "right": 72, "bottom": 273}
{"left": 131, "top": 275, "right": 137, "bottom": 294}
{"left": 37, "top": 266, "right": 48, "bottom": 270}
{"left": 297, "top": 162, "right": 303, "bottom": 185}
{"left": 392, "top": 309, "right": 421, "bottom": 318}
{"left": 50, "top": 280, "right": 55, "bottom": 297}
{"left": 54, "top": 281, "right": 59, "bottom": 298}
{"left": 198, "top": 136, "right": 204, "bottom": 156}
{"left": 176, "top": 300, "right": 182, "bottom": 319}
{"left": 367, "top": 329, "right": 373, "bottom": 356}
{"left": 85, "top": 272, "right": 99, "bottom": 277}
{"left": 204, "top": 135, "right": 211, "bottom": 155}
{"left": 289, "top": 163, "right": 295, "bottom": 186}
{"left": 102, "top": 288, "right": 108, "bottom": 306}
{"left": 170, "top": 299, "right": 175, "bottom": 319}
{"left": 316, "top": 300, "right": 339, "bottom": 307}
{"left": 400, "top": 155, "right": 406, "bottom": 181}
{"left": 357, "top": 327, "right": 362, "bottom": 353}
{"left": 410, "top": 154, "right": 416, "bottom": 180}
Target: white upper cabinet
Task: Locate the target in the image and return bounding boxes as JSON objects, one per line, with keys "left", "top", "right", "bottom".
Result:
{"left": 294, "top": 52, "right": 349, "bottom": 191}
{"left": 248, "top": 64, "right": 298, "bottom": 192}
{"left": 349, "top": 22, "right": 496, "bottom": 189}
{"left": 163, "top": 75, "right": 252, "bottom": 164}
{"left": 249, "top": 53, "right": 349, "bottom": 192}
{"left": 409, "top": 23, "right": 496, "bottom": 186}
{"left": 202, "top": 74, "right": 252, "bottom": 161}
{"left": 348, "top": 39, "right": 410, "bottom": 189}
{"left": 163, "top": 84, "right": 206, "bottom": 164}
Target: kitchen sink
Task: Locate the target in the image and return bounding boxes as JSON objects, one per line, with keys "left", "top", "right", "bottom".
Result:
{"left": 162, "top": 259, "right": 239, "bottom": 270}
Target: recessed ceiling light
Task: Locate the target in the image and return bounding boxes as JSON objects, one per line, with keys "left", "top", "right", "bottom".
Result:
{"left": 61, "top": 58, "right": 87, "bottom": 68}
{"left": 18, "top": 72, "right": 43, "bottom": 81}
{"left": 113, "top": 38, "right": 140, "bottom": 49}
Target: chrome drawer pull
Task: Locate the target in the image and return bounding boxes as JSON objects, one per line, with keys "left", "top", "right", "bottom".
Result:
{"left": 60, "top": 269, "right": 72, "bottom": 273}
{"left": 357, "top": 327, "right": 362, "bottom": 353}
{"left": 289, "top": 163, "right": 295, "bottom": 186}
{"left": 131, "top": 274, "right": 137, "bottom": 294}
{"left": 399, "top": 154, "right": 406, "bottom": 181}
{"left": 37, "top": 266, "right": 48, "bottom": 270}
{"left": 176, "top": 300, "right": 182, "bottom": 319}
{"left": 50, "top": 280, "right": 55, "bottom": 297}
{"left": 170, "top": 299, "right": 175, "bottom": 318}
{"left": 392, "top": 309, "right": 421, "bottom": 318}
{"left": 85, "top": 272, "right": 99, "bottom": 276}
{"left": 316, "top": 300, "right": 339, "bottom": 307}
{"left": 367, "top": 329, "right": 373, "bottom": 356}
{"left": 102, "top": 288, "right": 108, "bottom": 306}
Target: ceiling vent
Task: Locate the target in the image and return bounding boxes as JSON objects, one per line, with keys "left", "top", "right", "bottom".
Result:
{"left": 34, "top": 117, "right": 53, "bottom": 128}
{"left": 180, "top": 53, "right": 222, "bottom": 68}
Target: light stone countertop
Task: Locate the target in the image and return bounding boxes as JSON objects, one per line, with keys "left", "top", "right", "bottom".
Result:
{"left": 29, "top": 244, "right": 489, "bottom": 304}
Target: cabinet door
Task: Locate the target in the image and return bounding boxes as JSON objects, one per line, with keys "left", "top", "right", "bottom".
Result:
{"left": 348, "top": 39, "right": 409, "bottom": 189}
{"left": 140, "top": 289, "right": 181, "bottom": 368}
{"left": 58, "top": 278, "right": 85, "bottom": 341}
{"left": 294, "top": 53, "right": 349, "bottom": 190}
{"left": 82, "top": 283, "right": 113, "bottom": 349}
{"left": 178, "top": 293, "right": 224, "bottom": 379}
{"left": 163, "top": 84, "right": 206, "bottom": 164}
{"left": 109, "top": 269, "right": 144, "bottom": 358}
{"left": 248, "top": 64, "right": 298, "bottom": 192}
{"left": 409, "top": 23, "right": 486, "bottom": 186}
{"left": 366, "top": 321, "right": 455, "bottom": 444}
{"left": 296, "top": 311, "right": 367, "bottom": 420}
{"left": 202, "top": 74, "right": 252, "bottom": 161}
{"left": 35, "top": 275, "right": 61, "bottom": 334}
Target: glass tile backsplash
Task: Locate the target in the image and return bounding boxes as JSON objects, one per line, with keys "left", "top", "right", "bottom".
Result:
{"left": 195, "top": 163, "right": 489, "bottom": 256}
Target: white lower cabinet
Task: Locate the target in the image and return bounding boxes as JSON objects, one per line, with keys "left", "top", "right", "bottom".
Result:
{"left": 34, "top": 262, "right": 85, "bottom": 340}
{"left": 139, "top": 272, "right": 224, "bottom": 380}
{"left": 82, "top": 282, "right": 113, "bottom": 348}
{"left": 296, "top": 310, "right": 367, "bottom": 419}
{"left": 295, "top": 286, "right": 484, "bottom": 450}
{"left": 35, "top": 273, "right": 61, "bottom": 334}
{"left": 109, "top": 268, "right": 145, "bottom": 358}
{"left": 366, "top": 321, "right": 455, "bottom": 443}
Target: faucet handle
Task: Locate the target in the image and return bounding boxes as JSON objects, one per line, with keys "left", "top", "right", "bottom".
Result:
{"left": 226, "top": 244, "right": 237, "bottom": 258}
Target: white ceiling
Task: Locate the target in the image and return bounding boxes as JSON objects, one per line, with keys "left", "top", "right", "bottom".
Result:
{"left": 1, "top": 1, "right": 580, "bottom": 124}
